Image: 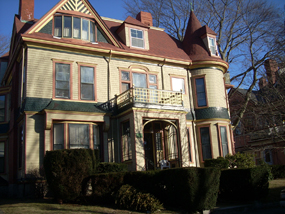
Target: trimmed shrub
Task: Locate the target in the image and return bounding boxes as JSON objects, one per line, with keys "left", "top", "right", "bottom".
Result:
{"left": 204, "top": 157, "right": 229, "bottom": 168}
{"left": 219, "top": 166, "right": 269, "bottom": 201}
{"left": 84, "top": 167, "right": 221, "bottom": 213}
{"left": 115, "top": 184, "right": 163, "bottom": 212}
{"left": 44, "top": 149, "right": 99, "bottom": 202}
{"left": 270, "top": 165, "right": 285, "bottom": 179}
{"left": 225, "top": 152, "right": 255, "bottom": 168}
{"left": 82, "top": 172, "right": 125, "bottom": 204}
{"left": 96, "top": 162, "right": 128, "bottom": 173}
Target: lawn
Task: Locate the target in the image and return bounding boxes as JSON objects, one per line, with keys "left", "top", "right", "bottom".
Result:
{"left": 0, "top": 179, "right": 284, "bottom": 214}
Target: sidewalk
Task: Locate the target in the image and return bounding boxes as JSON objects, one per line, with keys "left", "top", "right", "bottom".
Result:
{"left": 211, "top": 201, "right": 283, "bottom": 213}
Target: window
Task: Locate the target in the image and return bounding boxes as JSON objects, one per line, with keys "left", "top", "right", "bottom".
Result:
{"left": 54, "top": 16, "right": 62, "bottom": 37}
{"left": 0, "top": 142, "right": 4, "bottom": 173}
{"left": 209, "top": 37, "right": 216, "bottom": 55}
{"left": 120, "top": 70, "right": 157, "bottom": 92}
{"left": 199, "top": 127, "right": 212, "bottom": 161}
{"left": 53, "top": 123, "right": 100, "bottom": 150}
{"left": 171, "top": 77, "right": 185, "bottom": 93}
{"left": 131, "top": 29, "right": 144, "bottom": 48}
{"left": 53, "top": 124, "right": 64, "bottom": 150}
{"left": 122, "top": 121, "right": 131, "bottom": 161}
{"left": 63, "top": 16, "right": 72, "bottom": 38}
{"left": 69, "top": 124, "right": 89, "bottom": 149}
{"left": 0, "top": 95, "right": 5, "bottom": 122}
{"left": 264, "top": 149, "right": 272, "bottom": 165}
{"left": 166, "top": 124, "right": 178, "bottom": 160}
{"left": 219, "top": 126, "right": 229, "bottom": 157}
{"left": 195, "top": 77, "right": 207, "bottom": 107}
{"left": 80, "top": 66, "right": 95, "bottom": 100}
{"left": 53, "top": 15, "right": 109, "bottom": 43}
{"left": 93, "top": 125, "right": 100, "bottom": 150}
{"left": 55, "top": 63, "right": 70, "bottom": 99}
{"left": 187, "top": 128, "right": 192, "bottom": 162}
{"left": 19, "top": 125, "right": 24, "bottom": 168}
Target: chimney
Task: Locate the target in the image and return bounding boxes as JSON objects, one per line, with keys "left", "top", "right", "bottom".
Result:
{"left": 264, "top": 59, "right": 278, "bottom": 85}
{"left": 19, "top": 0, "right": 34, "bottom": 22}
{"left": 136, "top": 11, "right": 153, "bottom": 26}
{"left": 258, "top": 77, "right": 267, "bottom": 89}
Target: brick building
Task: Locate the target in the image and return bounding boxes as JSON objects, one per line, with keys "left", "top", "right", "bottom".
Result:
{"left": 0, "top": 0, "right": 234, "bottom": 196}
{"left": 229, "top": 59, "right": 285, "bottom": 165}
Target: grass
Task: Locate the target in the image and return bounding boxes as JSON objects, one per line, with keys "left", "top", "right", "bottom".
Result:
{"left": 262, "top": 178, "right": 285, "bottom": 203}
{"left": 1, "top": 179, "right": 284, "bottom": 214}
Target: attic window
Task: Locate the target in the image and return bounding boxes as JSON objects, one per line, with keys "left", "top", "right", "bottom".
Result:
{"left": 130, "top": 29, "right": 144, "bottom": 48}
{"left": 53, "top": 15, "right": 109, "bottom": 43}
{"left": 209, "top": 37, "right": 216, "bottom": 55}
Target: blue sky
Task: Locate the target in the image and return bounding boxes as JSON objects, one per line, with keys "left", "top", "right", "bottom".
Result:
{"left": 1, "top": 0, "right": 284, "bottom": 38}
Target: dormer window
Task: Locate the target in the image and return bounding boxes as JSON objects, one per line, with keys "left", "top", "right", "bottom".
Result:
{"left": 131, "top": 29, "right": 144, "bottom": 48}
{"left": 53, "top": 15, "right": 109, "bottom": 43}
{"left": 209, "top": 37, "right": 216, "bottom": 55}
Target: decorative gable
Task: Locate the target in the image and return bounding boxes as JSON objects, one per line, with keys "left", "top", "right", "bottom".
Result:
{"left": 24, "top": 0, "right": 122, "bottom": 48}
{"left": 60, "top": 0, "right": 92, "bottom": 15}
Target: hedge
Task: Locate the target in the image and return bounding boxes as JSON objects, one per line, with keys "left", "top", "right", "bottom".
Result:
{"left": 219, "top": 166, "right": 269, "bottom": 201}
{"left": 44, "top": 149, "right": 99, "bottom": 202}
{"left": 82, "top": 167, "right": 221, "bottom": 212}
{"left": 270, "top": 165, "right": 285, "bottom": 179}
{"left": 96, "top": 162, "right": 128, "bottom": 173}
{"left": 204, "top": 157, "right": 229, "bottom": 168}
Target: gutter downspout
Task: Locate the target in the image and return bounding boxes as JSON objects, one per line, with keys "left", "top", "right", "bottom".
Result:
{"left": 160, "top": 58, "right": 166, "bottom": 90}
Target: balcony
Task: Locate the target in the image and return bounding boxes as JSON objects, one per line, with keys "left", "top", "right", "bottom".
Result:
{"left": 99, "top": 87, "right": 184, "bottom": 113}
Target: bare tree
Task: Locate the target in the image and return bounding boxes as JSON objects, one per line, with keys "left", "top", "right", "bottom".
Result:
{"left": 123, "top": 0, "right": 285, "bottom": 130}
{"left": 0, "top": 34, "right": 10, "bottom": 57}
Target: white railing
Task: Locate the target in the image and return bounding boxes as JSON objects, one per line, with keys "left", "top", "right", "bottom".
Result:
{"left": 99, "top": 87, "right": 183, "bottom": 111}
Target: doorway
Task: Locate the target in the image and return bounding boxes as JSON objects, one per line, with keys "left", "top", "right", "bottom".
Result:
{"left": 143, "top": 120, "right": 179, "bottom": 170}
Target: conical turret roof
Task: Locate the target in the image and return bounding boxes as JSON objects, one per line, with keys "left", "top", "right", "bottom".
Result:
{"left": 183, "top": 11, "right": 226, "bottom": 64}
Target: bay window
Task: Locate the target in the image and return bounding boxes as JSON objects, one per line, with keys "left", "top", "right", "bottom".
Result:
{"left": 53, "top": 123, "right": 100, "bottom": 150}
{"left": 53, "top": 15, "right": 109, "bottom": 43}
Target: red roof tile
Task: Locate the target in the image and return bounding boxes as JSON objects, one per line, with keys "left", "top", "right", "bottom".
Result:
{"left": 124, "top": 16, "right": 149, "bottom": 28}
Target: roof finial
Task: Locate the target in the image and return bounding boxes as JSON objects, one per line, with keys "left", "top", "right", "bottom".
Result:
{"left": 190, "top": 2, "right": 193, "bottom": 11}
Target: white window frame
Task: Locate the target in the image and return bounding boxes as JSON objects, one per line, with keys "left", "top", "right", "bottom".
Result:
{"left": 208, "top": 37, "right": 216, "bottom": 55}
{"left": 130, "top": 28, "right": 144, "bottom": 48}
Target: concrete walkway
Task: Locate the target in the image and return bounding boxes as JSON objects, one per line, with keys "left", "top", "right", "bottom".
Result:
{"left": 211, "top": 201, "right": 284, "bottom": 214}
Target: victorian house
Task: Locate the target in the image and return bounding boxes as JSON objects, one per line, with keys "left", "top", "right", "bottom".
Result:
{"left": 0, "top": 0, "right": 234, "bottom": 196}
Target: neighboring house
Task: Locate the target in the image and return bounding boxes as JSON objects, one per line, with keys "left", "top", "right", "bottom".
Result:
{"left": 0, "top": 0, "right": 234, "bottom": 196}
{"left": 229, "top": 59, "right": 285, "bottom": 165}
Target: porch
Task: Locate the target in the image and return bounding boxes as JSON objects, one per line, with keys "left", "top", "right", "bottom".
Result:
{"left": 98, "top": 87, "right": 184, "bottom": 113}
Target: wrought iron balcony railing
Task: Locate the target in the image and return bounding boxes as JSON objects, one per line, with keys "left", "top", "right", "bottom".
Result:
{"left": 99, "top": 87, "right": 183, "bottom": 112}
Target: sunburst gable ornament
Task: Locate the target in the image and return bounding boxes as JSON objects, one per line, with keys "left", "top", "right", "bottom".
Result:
{"left": 60, "top": 0, "right": 91, "bottom": 15}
